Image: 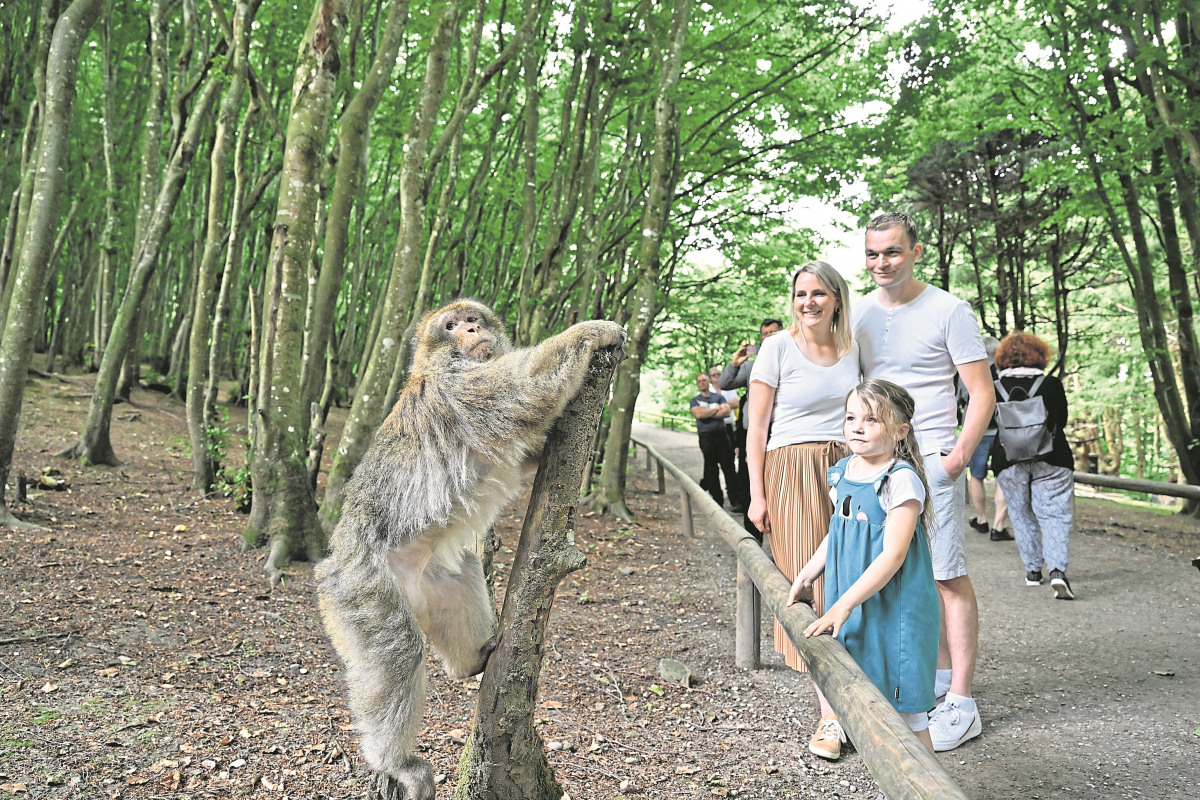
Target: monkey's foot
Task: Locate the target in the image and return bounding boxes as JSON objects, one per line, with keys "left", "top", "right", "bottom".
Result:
{"left": 370, "top": 757, "right": 434, "bottom": 800}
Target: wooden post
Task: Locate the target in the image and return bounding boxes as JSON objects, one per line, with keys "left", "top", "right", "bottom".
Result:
{"left": 679, "top": 486, "right": 694, "bottom": 538}
{"left": 645, "top": 444, "right": 652, "bottom": 470}
{"left": 735, "top": 560, "right": 760, "bottom": 670}
{"left": 655, "top": 461, "right": 665, "bottom": 494}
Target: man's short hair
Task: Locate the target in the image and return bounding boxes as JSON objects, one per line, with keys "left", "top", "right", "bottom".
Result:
{"left": 760, "top": 318, "right": 783, "bottom": 330}
{"left": 867, "top": 212, "right": 918, "bottom": 248}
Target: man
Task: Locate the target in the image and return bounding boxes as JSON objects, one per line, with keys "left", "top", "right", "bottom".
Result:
{"left": 720, "top": 318, "right": 784, "bottom": 525}
{"left": 689, "top": 373, "right": 738, "bottom": 508}
{"left": 853, "top": 212, "right": 996, "bottom": 752}
{"left": 708, "top": 366, "right": 744, "bottom": 510}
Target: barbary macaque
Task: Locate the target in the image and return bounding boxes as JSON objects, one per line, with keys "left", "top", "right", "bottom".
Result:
{"left": 316, "top": 299, "right": 625, "bottom": 795}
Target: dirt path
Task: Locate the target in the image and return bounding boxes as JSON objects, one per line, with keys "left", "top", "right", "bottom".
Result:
{"left": 631, "top": 422, "right": 1200, "bottom": 800}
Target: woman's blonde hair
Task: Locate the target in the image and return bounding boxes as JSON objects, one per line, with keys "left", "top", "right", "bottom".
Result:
{"left": 848, "top": 379, "right": 932, "bottom": 534}
{"left": 788, "top": 261, "right": 853, "bottom": 358}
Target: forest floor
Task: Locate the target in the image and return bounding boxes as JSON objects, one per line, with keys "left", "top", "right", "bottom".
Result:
{"left": 1, "top": 373, "right": 1198, "bottom": 800}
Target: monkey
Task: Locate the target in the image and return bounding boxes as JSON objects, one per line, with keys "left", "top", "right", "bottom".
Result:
{"left": 315, "top": 299, "right": 626, "bottom": 795}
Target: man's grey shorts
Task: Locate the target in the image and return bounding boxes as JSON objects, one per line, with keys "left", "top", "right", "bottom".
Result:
{"left": 922, "top": 449, "right": 968, "bottom": 581}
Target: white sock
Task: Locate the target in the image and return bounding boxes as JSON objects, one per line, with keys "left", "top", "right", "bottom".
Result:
{"left": 934, "top": 669, "right": 952, "bottom": 698}
{"left": 945, "top": 691, "right": 976, "bottom": 714}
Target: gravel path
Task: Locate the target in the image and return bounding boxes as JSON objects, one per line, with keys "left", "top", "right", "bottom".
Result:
{"left": 630, "top": 422, "right": 1200, "bottom": 800}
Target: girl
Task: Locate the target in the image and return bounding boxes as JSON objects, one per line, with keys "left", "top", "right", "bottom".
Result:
{"left": 786, "top": 379, "right": 940, "bottom": 754}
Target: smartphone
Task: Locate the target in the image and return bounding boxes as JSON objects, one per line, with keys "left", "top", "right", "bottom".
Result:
{"left": 745, "top": 344, "right": 760, "bottom": 355}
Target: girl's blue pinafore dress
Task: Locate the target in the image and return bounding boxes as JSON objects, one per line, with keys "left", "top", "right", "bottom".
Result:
{"left": 824, "top": 456, "right": 939, "bottom": 713}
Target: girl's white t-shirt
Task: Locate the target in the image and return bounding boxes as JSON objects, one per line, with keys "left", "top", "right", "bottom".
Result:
{"left": 750, "top": 331, "right": 860, "bottom": 450}
{"left": 838, "top": 457, "right": 927, "bottom": 512}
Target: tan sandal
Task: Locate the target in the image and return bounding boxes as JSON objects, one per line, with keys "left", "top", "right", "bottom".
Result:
{"left": 808, "top": 714, "right": 845, "bottom": 760}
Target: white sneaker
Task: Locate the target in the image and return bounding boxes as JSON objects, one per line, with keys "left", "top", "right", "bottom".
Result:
{"left": 928, "top": 697, "right": 982, "bottom": 752}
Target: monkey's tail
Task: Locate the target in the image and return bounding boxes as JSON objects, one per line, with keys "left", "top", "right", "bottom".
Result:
{"left": 318, "top": 559, "right": 429, "bottom": 780}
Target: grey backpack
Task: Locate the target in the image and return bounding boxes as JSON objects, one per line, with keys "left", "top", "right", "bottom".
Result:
{"left": 993, "top": 375, "right": 1054, "bottom": 462}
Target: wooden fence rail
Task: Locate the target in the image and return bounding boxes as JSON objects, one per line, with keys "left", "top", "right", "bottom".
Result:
{"left": 630, "top": 436, "right": 969, "bottom": 800}
{"left": 1072, "top": 471, "right": 1200, "bottom": 500}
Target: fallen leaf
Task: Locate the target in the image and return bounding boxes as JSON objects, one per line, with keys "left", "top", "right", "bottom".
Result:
{"left": 0, "top": 784, "right": 27, "bottom": 794}
{"left": 41, "top": 682, "right": 58, "bottom": 693}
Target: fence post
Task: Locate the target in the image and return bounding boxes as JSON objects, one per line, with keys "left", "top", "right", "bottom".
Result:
{"left": 735, "top": 560, "right": 760, "bottom": 670}
{"left": 679, "top": 487, "right": 694, "bottom": 538}
{"left": 645, "top": 446, "right": 652, "bottom": 471}
{"left": 655, "top": 461, "right": 664, "bottom": 494}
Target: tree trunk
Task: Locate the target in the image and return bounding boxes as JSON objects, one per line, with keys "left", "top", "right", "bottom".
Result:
{"left": 0, "top": 0, "right": 55, "bottom": 339}
{"left": 204, "top": 99, "right": 263, "bottom": 462}
{"left": 1069, "top": 67, "right": 1200, "bottom": 487}
{"left": 319, "top": 1, "right": 461, "bottom": 532}
{"left": 512, "top": 29, "right": 541, "bottom": 346}
{"left": 245, "top": 0, "right": 346, "bottom": 584}
{"left": 1100, "top": 407, "right": 1123, "bottom": 476}
{"left": 0, "top": 0, "right": 102, "bottom": 527}
{"left": 186, "top": 0, "right": 260, "bottom": 493}
{"left": 456, "top": 343, "right": 624, "bottom": 800}
{"left": 594, "top": 0, "right": 691, "bottom": 520}
{"left": 301, "top": 0, "right": 409, "bottom": 408}
{"left": 58, "top": 72, "right": 222, "bottom": 465}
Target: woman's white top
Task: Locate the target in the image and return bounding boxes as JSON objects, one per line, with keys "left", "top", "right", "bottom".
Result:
{"left": 750, "top": 331, "right": 860, "bottom": 450}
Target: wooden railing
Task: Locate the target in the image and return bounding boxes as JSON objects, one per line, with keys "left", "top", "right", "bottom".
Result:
{"left": 632, "top": 409, "right": 693, "bottom": 432}
{"left": 630, "top": 436, "right": 969, "bottom": 800}
{"left": 634, "top": 409, "right": 1200, "bottom": 502}
{"left": 1072, "top": 471, "right": 1200, "bottom": 500}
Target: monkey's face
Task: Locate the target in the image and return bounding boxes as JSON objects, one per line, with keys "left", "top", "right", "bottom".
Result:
{"left": 439, "top": 306, "right": 500, "bottom": 362}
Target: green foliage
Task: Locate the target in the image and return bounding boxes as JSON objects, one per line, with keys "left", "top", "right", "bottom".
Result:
{"left": 217, "top": 465, "right": 252, "bottom": 514}
{"left": 211, "top": 408, "right": 252, "bottom": 512}
{"left": 857, "top": 0, "right": 1200, "bottom": 482}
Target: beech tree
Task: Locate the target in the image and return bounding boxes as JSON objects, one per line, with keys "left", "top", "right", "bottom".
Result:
{"left": 245, "top": 0, "right": 348, "bottom": 583}
{"left": 0, "top": 0, "right": 103, "bottom": 527}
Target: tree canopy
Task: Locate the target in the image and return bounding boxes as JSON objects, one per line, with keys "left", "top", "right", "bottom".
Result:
{"left": 2, "top": 0, "right": 1197, "bottom": 544}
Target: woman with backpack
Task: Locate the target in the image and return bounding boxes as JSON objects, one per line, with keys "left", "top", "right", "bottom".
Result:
{"left": 991, "top": 332, "right": 1077, "bottom": 599}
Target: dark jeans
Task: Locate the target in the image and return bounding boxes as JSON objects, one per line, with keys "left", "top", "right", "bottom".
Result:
{"left": 731, "top": 426, "right": 750, "bottom": 509}
{"left": 698, "top": 430, "right": 738, "bottom": 507}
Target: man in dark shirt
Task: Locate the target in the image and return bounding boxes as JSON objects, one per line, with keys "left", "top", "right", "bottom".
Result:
{"left": 690, "top": 373, "right": 737, "bottom": 507}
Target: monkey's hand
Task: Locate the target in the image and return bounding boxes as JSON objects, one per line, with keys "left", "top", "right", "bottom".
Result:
{"left": 573, "top": 320, "right": 627, "bottom": 351}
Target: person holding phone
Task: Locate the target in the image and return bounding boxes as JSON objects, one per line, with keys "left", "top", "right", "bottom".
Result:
{"left": 720, "top": 317, "right": 784, "bottom": 529}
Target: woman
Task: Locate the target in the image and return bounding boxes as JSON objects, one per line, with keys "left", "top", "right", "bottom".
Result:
{"left": 746, "top": 261, "right": 859, "bottom": 760}
{"left": 991, "top": 331, "right": 1076, "bottom": 599}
